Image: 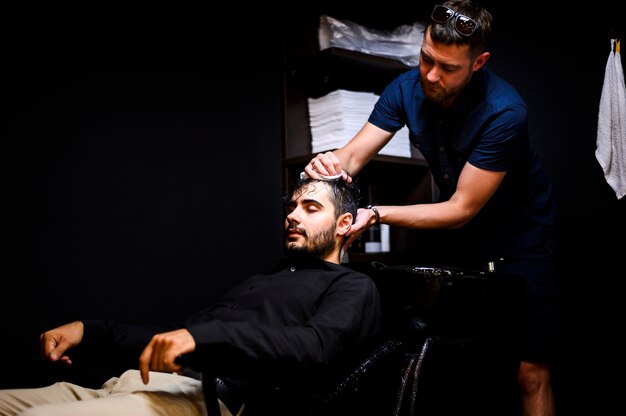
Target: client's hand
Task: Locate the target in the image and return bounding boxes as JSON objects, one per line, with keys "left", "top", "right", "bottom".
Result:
{"left": 139, "top": 328, "right": 196, "bottom": 384}
{"left": 40, "top": 320, "right": 84, "bottom": 365}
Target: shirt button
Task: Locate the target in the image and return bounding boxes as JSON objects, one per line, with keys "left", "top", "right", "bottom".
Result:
{"left": 230, "top": 305, "right": 237, "bottom": 309}
{"left": 439, "top": 146, "right": 445, "bottom": 152}
{"left": 443, "top": 173, "right": 449, "bottom": 179}
{"left": 290, "top": 267, "right": 296, "bottom": 272}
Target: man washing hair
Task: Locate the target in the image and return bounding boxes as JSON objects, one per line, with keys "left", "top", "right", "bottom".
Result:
{"left": 305, "top": 1, "right": 561, "bottom": 414}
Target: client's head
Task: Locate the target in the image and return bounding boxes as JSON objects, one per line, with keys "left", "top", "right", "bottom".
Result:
{"left": 284, "top": 178, "right": 361, "bottom": 263}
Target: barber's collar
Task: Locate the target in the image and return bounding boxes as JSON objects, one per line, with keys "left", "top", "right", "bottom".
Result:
{"left": 447, "top": 67, "right": 487, "bottom": 113}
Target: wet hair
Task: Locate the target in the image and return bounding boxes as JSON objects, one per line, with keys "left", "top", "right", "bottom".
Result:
{"left": 426, "top": 0, "right": 493, "bottom": 57}
{"left": 287, "top": 177, "right": 361, "bottom": 223}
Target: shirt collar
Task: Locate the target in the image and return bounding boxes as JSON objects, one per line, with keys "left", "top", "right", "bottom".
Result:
{"left": 273, "top": 256, "right": 341, "bottom": 272}
{"left": 448, "top": 67, "right": 487, "bottom": 113}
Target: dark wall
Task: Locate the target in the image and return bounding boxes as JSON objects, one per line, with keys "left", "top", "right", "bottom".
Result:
{"left": 4, "top": 10, "right": 285, "bottom": 386}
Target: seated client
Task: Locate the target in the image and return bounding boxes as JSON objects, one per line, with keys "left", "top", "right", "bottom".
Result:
{"left": 0, "top": 177, "right": 383, "bottom": 416}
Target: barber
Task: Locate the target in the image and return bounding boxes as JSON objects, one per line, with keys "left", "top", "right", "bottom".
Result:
{"left": 304, "top": 2, "right": 560, "bottom": 415}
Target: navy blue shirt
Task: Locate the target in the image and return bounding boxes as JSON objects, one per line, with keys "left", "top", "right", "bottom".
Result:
{"left": 369, "top": 67, "right": 556, "bottom": 264}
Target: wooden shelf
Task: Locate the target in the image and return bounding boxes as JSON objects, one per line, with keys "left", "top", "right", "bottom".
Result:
{"left": 288, "top": 47, "right": 414, "bottom": 98}
{"left": 295, "top": 47, "right": 412, "bottom": 72}
{"left": 285, "top": 153, "right": 429, "bottom": 168}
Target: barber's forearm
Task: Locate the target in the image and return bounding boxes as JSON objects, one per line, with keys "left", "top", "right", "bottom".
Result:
{"left": 377, "top": 201, "right": 474, "bottom": 230}
{"left": 337, "top": 122, "right": 393, "bottom": 176}
{"left": 333, "top": 147, "right": 362, "bottom": 177}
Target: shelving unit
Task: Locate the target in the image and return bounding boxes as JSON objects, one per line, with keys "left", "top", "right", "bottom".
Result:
{"left": 281, "top": 46, "right": 435, "bottom": 269}
{"left": 283, "top": 47, "right": 415, "bottom": 160}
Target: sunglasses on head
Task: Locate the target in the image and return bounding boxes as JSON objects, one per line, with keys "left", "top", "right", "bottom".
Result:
{"left": 431, "top": 5, "right": 478, "bottom": 37}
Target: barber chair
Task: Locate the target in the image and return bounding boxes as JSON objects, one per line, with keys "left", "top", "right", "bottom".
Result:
{"left": 202, "top": 338, "right": 407, "bottom": 416}
{"left": 298, "top": 338, "right": 406, "bottom": 416}
{"left": 371, "top": 262, "right": 528, "bottom": 416}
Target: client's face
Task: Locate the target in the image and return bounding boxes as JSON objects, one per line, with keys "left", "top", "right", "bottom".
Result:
{"left": 284, "top": 182, "right": 338, "bottom": 260}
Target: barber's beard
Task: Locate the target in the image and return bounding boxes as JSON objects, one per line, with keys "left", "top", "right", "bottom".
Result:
{"left": 285, "top": 226, "right": 336, "bottom": 260}
{"left": 423, "top": 81, "right": 462, "bottom": 104}
{"left": 420, "top": 70, "right": 473, "bottom": 105}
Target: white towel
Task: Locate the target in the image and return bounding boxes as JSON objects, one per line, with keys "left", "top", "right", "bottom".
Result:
{"left": 595, "top": 39, "right": 626, "bottom": 199}
{"left": 308, "top": 89, "right": 412, "bottom": 158}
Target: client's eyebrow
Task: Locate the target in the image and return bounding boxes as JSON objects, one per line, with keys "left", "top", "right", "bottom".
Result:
{"left": 300, "top": 198, "right": 324, "bottom": 208}
{"left": 286, "top": 198, "right": 324, "bottom": 210}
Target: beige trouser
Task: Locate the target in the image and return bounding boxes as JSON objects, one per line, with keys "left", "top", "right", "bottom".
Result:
{"left": 0, "top": 369, "right": 243, "bottom": 416}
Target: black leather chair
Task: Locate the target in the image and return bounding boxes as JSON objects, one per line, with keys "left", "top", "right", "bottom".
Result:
{"left": 371, "top": 262, "right": 528, "bottom": 416}
{"left": 202, "top": 338, "right": 406, "bottom": 416}
{"left": 306, "top": 338, "right": 406, "bottom": 415}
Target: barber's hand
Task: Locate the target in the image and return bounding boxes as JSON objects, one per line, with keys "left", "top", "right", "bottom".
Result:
{"left": 304, "top": 152, "right": 352, "bottom": 183}
{"left": 139, "top": 328, "right": 196, "bottom": 384}
{"left": 342, "top": 207, "right": 377, "bottom": 252}
{"left": 40, "top": 321, "right": 84, "bottom": 365}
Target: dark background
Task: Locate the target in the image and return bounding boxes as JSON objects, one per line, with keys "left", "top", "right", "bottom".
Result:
{"left": 3, "top": 2, "right": 625, "bottom": 415}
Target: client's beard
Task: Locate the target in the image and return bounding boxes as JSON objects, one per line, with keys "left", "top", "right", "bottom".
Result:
{"left": 285, "top": 226, "right": 336, "bottom": 260}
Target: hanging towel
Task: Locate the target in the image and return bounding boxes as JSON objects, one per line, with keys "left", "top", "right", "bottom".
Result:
{"left": 595, "top": 39, "right": 626, "bottom": 199}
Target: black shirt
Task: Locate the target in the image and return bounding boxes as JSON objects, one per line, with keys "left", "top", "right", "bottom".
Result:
{"left": 83, "top": 257, "right": 382, "bottom": 380}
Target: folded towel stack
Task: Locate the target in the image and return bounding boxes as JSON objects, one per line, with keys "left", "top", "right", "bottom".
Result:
{"left": 308, "top": 89, "right": 413, "bottom": 158}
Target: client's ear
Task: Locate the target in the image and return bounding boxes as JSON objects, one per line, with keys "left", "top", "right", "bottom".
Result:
{"left": 336, "top": 213, "right": 353, "bottom": 236}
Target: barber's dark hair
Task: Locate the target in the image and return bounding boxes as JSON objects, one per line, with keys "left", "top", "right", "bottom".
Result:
{"left": 288, "top": 177, "right": 361, "bottom": 223}
{"left": 426, "top": 0, "right": 493, "bottom": 57}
